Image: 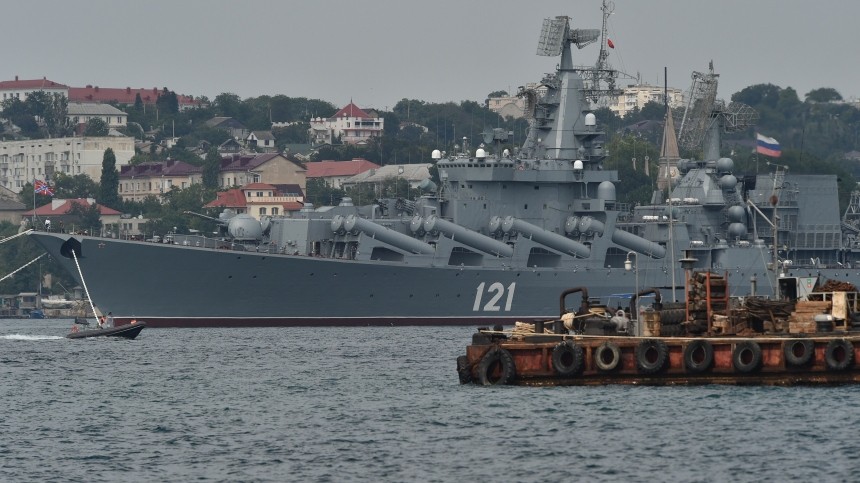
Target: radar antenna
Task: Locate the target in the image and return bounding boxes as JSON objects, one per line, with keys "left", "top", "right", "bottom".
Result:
{"left": 574, "top": 0, "right": 634, "bottom": 104}
{"left": 675, "top": 61, "right": 759, "bottom": 158}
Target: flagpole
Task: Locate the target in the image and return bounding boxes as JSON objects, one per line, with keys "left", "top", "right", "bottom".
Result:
{"left": 32, "top": 178, "right": 36, "bottom": 228}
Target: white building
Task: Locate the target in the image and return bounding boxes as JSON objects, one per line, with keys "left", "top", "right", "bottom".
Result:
{"left": 309, "top": 102, "right": 383, "bottom": 146}
{"left": 67, "top": 102, "right": 128, "bottom": 129}
{"left": 608, "top": 84, "right": 684, "bottom": 118}
{"left": 0, "top": 76, "right": 68, "bottom": 102}
{"left": 0, "top": 136, "right": 135, "bottom": 192}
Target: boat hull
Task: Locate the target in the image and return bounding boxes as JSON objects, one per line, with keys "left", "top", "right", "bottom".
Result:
{"left": 67, "top": 322, "right": 146, "bottom": 339}
{"left": 28, "top": 231, "right": 860, "bottom": 328}
{"left": 461, "top": 332, "right": 860, "bottom": 386}
{"left": 28, "top": 232, "right": 641, "bottom": 327}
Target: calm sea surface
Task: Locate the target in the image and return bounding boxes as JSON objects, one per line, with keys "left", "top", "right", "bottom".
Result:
{"left": 2, "top": 318, "right": 859, "bottom": 482}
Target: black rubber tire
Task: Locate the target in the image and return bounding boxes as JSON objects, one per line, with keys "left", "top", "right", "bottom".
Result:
{"left": 551, "top": 340, "right": 584, "bottom": 376}
{"left": 784, "top": 339, "right": 814, "bottom": 367}
{"left": 476, "top": 348, "right": 516, "bottom": 385}
{"left": 457, "top": 355, "right": 473, "bottom": 384}
{"left": 594, "top": 342, "right": 622, "bottom": 372}
{"left": 635, "top": 339, "right": 669, "bottom": 374}
{"left": 683, "top": 339, "right": 714, "bottom": 373}
{"left": 660, "top": 308, "right": 686, "bottom": 326}
{"left": 824, "top": 339, "right": 855, "bottom": 371}
{"left": 732, "top": 341, "right": 762, "bottom": 373}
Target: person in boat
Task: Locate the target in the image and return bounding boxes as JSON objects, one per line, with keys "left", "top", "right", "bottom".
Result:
{"left": 44, "top": 218, "right": 51, "bottom": 232}
{"left": 610, "top": 309, "right": 630, "bottom": 334}
{"left": 105, "top": 312, "right": 114, "bottom": 328}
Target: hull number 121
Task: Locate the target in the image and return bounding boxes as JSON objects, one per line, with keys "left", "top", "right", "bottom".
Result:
{"left": 473, "top": 282, "right": 516, "bottom": 312}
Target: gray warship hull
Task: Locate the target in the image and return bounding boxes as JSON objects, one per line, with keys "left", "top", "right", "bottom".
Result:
{"left": 29, "top": 229, "right": 860, "bottom": 328}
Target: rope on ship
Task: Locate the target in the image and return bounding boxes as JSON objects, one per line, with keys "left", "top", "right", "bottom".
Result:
{"left": 0, "top": 253, "right": 46, "bottom": 284}
{"left": 0, "top": 229, "right": 33, "bottom": 246}
{"left": 70, "top": 250, "right": 99, "bottom": 324}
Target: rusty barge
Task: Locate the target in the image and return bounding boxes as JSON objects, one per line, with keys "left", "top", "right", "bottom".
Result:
{"left": 458, "top": 272, "right": 860, "bottom": 386}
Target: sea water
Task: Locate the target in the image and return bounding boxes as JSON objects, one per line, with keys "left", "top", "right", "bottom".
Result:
{"left": 1, "top": 318, "right": 859, "bottom": 482}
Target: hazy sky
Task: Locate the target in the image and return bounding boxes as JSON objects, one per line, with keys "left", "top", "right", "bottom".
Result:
{"left": 7, "top": 1, "right": 860, "bottom": 110}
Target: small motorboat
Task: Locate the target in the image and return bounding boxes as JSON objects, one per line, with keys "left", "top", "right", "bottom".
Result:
{"left": 67, "top": 321, "right": 146, "bottom": 340}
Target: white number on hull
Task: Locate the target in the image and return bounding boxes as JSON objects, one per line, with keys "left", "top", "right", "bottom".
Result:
{"left": 473, "top": 282, "right": 516, "bottom": 312}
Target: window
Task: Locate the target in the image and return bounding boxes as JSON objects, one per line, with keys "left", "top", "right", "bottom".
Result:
{"left": 272, "top": 207, "right": 279, "bottom": 215}
{"left": 257, "top": 192, "right": 263, "bottom": 197}
{"left": 259, "top": 207, "right": 267, "bottom": 215}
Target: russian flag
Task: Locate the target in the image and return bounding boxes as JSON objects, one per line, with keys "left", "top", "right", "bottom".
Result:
{"left": 756, "top": 133, "right": 781, "bottom": 157}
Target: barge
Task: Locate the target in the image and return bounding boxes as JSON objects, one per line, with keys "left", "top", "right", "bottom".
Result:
{"left": 458, "top": 272, "right": 860, "bottom": 386}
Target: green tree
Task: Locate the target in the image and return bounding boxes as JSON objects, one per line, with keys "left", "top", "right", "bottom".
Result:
{"left": 45, "top": 93, "right": 70, "bottom": 137}
{"left": 1, "top": 97, "right": 40, "bottom": 137}
{"left": 156, "top": 88, "right": 179, "bottom": 114}
{"left": 53, "top": 173, "right": 99, "bottom": 199}
{"left": 805, "top": 87, "right": 843, "bottom": 103}
{"left": 98, "top": 148, "right": 120, "bottom": 208}
{"left": 305, "top": 178, "right": 345, "bottom": 206}
{"left": 67, "top": 201, "right": 103, "bottom": 234}
{"left": 203, "top": 147, "right": 221, "bottom": 189}
{"left": 134, "top": 93, "right": 143, "bottom": 111}
{"left": 84, "top": 117, "right": 109, "bottom": 136}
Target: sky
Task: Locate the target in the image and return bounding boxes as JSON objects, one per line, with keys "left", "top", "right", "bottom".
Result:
{"left": 7, "top": 0, "right": 860, "bottom": 111}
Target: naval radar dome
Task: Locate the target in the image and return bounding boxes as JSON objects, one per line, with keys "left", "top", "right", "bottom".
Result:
{"left": 598, "top": 181, "right": 616, "bottom": 201}
{"left": 716, "top": 157, "right": 734, "bottom": 174}
{"left": 431, "top": 149, "right": 442, "bottom": 159}
{"left": 585, "top": 112, "right": 596, "bottom": 127}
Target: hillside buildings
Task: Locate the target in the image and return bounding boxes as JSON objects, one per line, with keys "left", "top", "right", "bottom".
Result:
{"left": 0, "top": 136, "right": 135, "bottom": 192}
{"left": 309, "top": 102, "right": 383, "bottom": 146}
{"left": 487, "top": 83, "right": 685, "bottom": 119}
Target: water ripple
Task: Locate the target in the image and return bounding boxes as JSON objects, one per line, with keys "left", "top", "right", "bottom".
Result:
{"left": 2, "top": 320, "right": 859, "bottom": 481}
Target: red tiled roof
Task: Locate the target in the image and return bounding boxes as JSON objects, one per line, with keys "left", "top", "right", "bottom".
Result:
{"left": 0, "top": 77, "right": 68, "bottom": 90}
{"left": 242, "top": 182, "right": 276, "bottom": 190}
{"left": 22, "top": 198, "right": 120, "bottom": 216}
{"left": 283, "top": 202, "right": 304, "bottom": 211}
{"left": 331, "top": 102, "right": 372, "bottom": 119}
{"left": 204, "top": 189, "right": 246, "bottom": 209}
{"left": 305, "top": 159, "right": 380, "bottom": 178}
{"left": 68, "top": 86, "right": 198, "bottom": 106}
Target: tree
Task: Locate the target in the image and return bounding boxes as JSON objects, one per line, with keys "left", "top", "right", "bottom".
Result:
{"left": 155, "top": 88, "right": 179, "bottom": 114}
{"left": 134, "top": 93, "right": 143, "bottom": 111}
{"left": 84, "top": 117, "right": 109, "bottom": 136}
{"left": 98, "top": 148, "right": 120, "bottom": 209}
{"left": 805, "top": 87, "right": 843, "bottom": 103}
{"left": 44, "top": 93, "right": 70, "bottom": 137}
{"left": 203, "top": 147, "right": 221, "bottom": 189}
{"left": 53, "top": 173, "right": 99, "bottom": 199}
{"left": 67, "top": 201, "right": 103, "bottom": 234}
{"left": 305, "top": 178, "right": 345, "bottom": 206}
{"left": 1, "top": 97, "right": 40, "bottom": 138}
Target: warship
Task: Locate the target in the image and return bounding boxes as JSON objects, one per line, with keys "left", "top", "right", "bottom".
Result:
{"left": 27, "top": 13, "right": 860, "bottom": 327}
